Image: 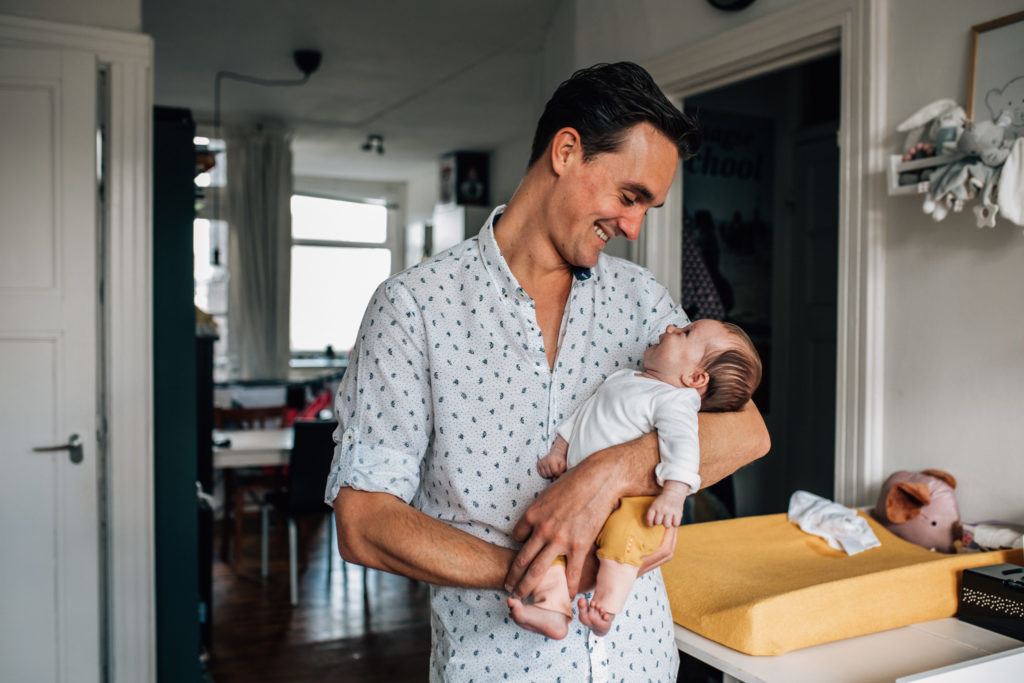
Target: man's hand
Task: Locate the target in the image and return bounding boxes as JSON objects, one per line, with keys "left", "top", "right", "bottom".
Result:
{"left": 507, "top": 459, "right": 621, "bottom": 598}
{"left": 508, "top": 433, "right": 661, "bottom": 598}
{"left": 638, "top": 524, "right": 677, "bottom": 575}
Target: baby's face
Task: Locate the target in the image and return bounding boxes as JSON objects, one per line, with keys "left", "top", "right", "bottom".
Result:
{"left": 643, "top": 320, "right": 730, "bottom": 388}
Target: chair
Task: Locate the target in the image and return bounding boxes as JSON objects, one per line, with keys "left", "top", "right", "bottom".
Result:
{"left": 259, "top": 419, "right": 339, "bottom": 605}
{"left": 215, "top": 404, "right": 289, "bottom": 573}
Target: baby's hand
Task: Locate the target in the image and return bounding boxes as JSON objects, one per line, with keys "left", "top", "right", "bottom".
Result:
{"left": 646, "top": 481, "right": 691, "bottom": 527}
{"left": 536, "top": 452, "right": 566, "bottom": 479}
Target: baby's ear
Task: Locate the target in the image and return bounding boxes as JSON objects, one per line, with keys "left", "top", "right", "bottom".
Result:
{"left": 682, "top": 370, "right": 709, "bottom": 390}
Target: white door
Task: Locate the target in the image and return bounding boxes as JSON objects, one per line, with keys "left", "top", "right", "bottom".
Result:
{"left": 0, "top": 42, "right": 102, "bottom": 682}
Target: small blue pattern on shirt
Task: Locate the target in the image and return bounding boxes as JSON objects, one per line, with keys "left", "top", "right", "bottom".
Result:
{"left": 326, "top": 206, "right": 686, "bottom": 681}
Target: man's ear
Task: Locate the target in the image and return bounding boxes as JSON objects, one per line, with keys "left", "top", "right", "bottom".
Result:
{"left": 550, "top": 127, "right": 581, "bottom": 176}
{"left": 682, "top": 370, "right": 709, "bottom": 390}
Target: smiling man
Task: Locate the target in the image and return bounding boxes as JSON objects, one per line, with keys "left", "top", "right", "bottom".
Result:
{"left": 327, "top": 62, "right": 770, "bottom": 681}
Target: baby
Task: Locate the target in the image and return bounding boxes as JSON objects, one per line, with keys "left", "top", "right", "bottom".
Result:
{"left": 508, "top": 319, "right": 762, "bottom": 639}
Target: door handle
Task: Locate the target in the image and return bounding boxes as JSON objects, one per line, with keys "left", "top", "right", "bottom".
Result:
{"left": 33, "top": 433, "right": 84, "bottom": 464}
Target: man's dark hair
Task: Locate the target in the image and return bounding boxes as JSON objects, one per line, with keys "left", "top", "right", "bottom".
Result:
{"left": 528, "top": 61, "right": 702, "bottom": 168}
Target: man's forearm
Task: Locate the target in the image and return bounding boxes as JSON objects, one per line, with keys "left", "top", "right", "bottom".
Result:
{"left": 334, "top": 487, "right": 515, "bottom": 589}
{"left": 598, "top": 400, "right": 769, "bottom": 498}
{"left": 696, "top": 399, "right": 770, "bottom": 487}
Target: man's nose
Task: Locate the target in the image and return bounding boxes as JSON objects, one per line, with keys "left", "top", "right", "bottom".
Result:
{"left": 619, "top": 210, "right": 646, "bottom": 241}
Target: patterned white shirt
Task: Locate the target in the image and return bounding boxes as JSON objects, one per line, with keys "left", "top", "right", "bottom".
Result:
{"left": 326, "top": 206, "right": 687, "bottom": 682}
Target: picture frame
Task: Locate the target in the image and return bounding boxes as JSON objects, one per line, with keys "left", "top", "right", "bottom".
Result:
{"left": 965, "top": 10, "right": 1024, "bottom": 124}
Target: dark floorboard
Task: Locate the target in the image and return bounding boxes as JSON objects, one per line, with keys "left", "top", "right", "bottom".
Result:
{"left": 205, "top": 514, "right": 430, "bottom": 683}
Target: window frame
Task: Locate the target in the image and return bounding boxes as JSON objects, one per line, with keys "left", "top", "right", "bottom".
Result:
{"left": 288, "top": 186, "right": 404, "bottom": 362}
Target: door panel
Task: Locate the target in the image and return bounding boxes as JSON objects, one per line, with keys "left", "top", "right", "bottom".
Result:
{"left": 786, "top": 127, "right": 839, "bottom": 499}
{"left": 0, "top": 43, "right": 100, "bottom": 683}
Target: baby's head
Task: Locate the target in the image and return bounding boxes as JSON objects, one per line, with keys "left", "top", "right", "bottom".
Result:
{"left": 643, "top": 319, "right": 762, "bottom": 412}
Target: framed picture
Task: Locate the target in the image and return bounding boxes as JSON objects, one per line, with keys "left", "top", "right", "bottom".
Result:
{"left": 966, "top": 10, "right": 1024, "bottom": 129}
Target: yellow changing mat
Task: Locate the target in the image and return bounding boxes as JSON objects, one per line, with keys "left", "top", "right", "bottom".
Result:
{"left": 661, "top": 511, "right": 1023, "bottom": 655}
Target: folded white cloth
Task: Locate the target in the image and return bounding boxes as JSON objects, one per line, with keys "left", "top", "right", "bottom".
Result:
{"left": 787, "top": 490, "right": 881, "bottom": 555}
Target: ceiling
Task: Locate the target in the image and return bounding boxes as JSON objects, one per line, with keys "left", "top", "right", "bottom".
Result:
{"left": 143, "top": 0, "right": 562, "bottom": 182}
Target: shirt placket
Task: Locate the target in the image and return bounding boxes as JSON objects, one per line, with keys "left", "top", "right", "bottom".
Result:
{"left": 512, "top": 287, "right": 553, "bottom": 439}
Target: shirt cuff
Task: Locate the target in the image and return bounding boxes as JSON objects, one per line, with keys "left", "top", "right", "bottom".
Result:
{"left": 653, "top": 462, "right": 701, "bottom": 493}
{"left": 324, "top": 427, "right": 422, "bottom": 506}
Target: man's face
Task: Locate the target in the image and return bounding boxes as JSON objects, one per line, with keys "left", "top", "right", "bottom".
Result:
{"left": 643, "top": 320, "right": 730, "bottom": 388}
{"left": 551, "top": 122, "right": 679, "bottom": 268}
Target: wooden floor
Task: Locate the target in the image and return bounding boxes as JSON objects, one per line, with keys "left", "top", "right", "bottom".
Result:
{"left": 204, "top": 511, "right": 719, "bottom": 682}
{"left": 205, "top": 514, "right": 431, "bottom": 683}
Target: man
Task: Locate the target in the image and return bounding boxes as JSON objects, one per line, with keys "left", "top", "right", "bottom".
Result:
{"left": 326, "top": 62, "right": 770, "bottom": 681}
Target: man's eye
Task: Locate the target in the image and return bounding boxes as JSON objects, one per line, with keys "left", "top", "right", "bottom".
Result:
{"left": 621, "top": 195, "right": 636, "bottom": 207}
{"left": 684, "top": 330, "right": 690, "bottom": 336}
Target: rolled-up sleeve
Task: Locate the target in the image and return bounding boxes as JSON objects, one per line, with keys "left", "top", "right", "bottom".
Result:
{"left": 325, "top": 279, "right": 432, "bottom": 506}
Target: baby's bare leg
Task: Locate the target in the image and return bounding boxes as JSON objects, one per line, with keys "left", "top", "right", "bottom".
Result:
{"left": 507, "top": 563, "right": 572, "bottom": 639}
{"left": 577, "top": 557, "right": 640, "bottom": 637}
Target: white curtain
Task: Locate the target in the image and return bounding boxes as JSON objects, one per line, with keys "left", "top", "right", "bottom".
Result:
{"left": 226, "top": 124, "right": 293, "bottom": 380}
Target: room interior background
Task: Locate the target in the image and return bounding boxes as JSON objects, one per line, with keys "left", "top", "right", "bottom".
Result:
{"left": 2, "top": 2, "right": 1023, "bottom": 682}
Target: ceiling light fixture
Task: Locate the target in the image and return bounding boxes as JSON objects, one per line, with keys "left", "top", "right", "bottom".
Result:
{"left": 362, "top": 134, "right": 385, "bottom": 155}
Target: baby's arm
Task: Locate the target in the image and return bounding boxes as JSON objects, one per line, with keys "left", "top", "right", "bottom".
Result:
{"left": 646, "top": 480, "right": 691, "bottom": 527}
{"left": 537, "top": 434, "right": 569, "bottom": 479}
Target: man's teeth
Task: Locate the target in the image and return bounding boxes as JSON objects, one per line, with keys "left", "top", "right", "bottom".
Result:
{"left": 594, "top": 225, "right": 610, "bottom": 242}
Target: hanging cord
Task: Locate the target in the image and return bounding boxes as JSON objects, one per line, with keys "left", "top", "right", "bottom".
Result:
{"left": 211, "top": 50, "right": 321, "bottom": 225}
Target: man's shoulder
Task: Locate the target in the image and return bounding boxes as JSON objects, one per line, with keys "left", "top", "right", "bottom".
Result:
{"left": 383, "top": 237, "right": 482, "bottom": 292}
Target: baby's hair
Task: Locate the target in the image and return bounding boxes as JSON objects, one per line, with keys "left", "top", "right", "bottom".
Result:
{"left": 699, "top": 322, "right": 762, "bottom": 412}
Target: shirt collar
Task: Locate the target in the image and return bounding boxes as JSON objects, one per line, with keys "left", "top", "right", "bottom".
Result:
{"left": 478, "top": 205, "right": 593, "bottom": 301}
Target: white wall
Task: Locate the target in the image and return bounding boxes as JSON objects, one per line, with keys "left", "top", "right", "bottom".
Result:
{"left": 565, "top": 0, "right": 1024, "bottom": 523}
{"left": 881, "top": 0, "right": 1024, "bottom": 523}
{"left": 569, "top": 0, "right": 800, "bottom": 69}
{"left": 0, "top": 0, "right": 140, "bottom": 32}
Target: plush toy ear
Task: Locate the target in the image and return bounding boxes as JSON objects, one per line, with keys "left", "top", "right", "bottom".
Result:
{"left": 886, "top": 482, "right": 931, "bottom": 523}
{"left": 920, "top": 469, "right": 956, "bottom": 489}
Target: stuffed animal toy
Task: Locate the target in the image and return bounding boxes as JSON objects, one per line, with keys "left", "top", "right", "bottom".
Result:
{"left": 958, "top": 119, "right": 1012, "bottom": 166}
{"left": 896, "top": 99, "right": 967, "bottom": 156}
{"left": 923, "top": 120, "right": 1012, "bottom": 225}
{"left": 871, "top": 469, "right": 961, "bottom": 553}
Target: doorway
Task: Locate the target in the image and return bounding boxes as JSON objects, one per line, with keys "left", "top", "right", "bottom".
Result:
{"left": 682, "top": 54, "right": 841, "bottom": 516}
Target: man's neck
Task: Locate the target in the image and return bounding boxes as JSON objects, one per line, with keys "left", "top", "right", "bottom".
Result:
{"left": 494, "top": 178, "right": 574, "bottom": 296}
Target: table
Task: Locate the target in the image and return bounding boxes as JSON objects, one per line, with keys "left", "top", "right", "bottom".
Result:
{"left": 213, "top": 428, "right": 294, "bottom": 568}
{"left": 213, "top": 428, "right": 292, "bottom": 469}
{"left": 675, "top": 618, "right": 1024, "bottom": 683}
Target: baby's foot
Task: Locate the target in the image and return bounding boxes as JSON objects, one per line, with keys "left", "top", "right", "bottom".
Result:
{"left": 508, "top": 597, "right": 570, "bottom": 639}
{"left": 576, "top": 596, "right": 615, "bottom": 637}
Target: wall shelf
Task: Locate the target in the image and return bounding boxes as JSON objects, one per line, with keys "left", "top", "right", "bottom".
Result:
{"left": 887, "top": 153, "right": 967, "bottom": 196}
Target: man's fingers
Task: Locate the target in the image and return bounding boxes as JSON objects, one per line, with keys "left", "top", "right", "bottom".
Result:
{"left": 639, "top": 525, "right": 677, "bottom": 575}
{"left": 564, "top": 552, "right": 585, "bottom": 598}
{"left": 510, "top": 513, "right": 535, "bottom": 543}
{"left": 510, "top": 543, "right": 561, "bottom": 598}
{"left": 505, "top": 532, "right": 542, "bottom": 592}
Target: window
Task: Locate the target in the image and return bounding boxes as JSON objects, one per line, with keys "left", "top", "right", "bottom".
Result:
{"left": 290, "top": 195, "right": 392, "bottom": 355}
{"left": 193, "top": 137, "right": 233, "bottom": 379}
